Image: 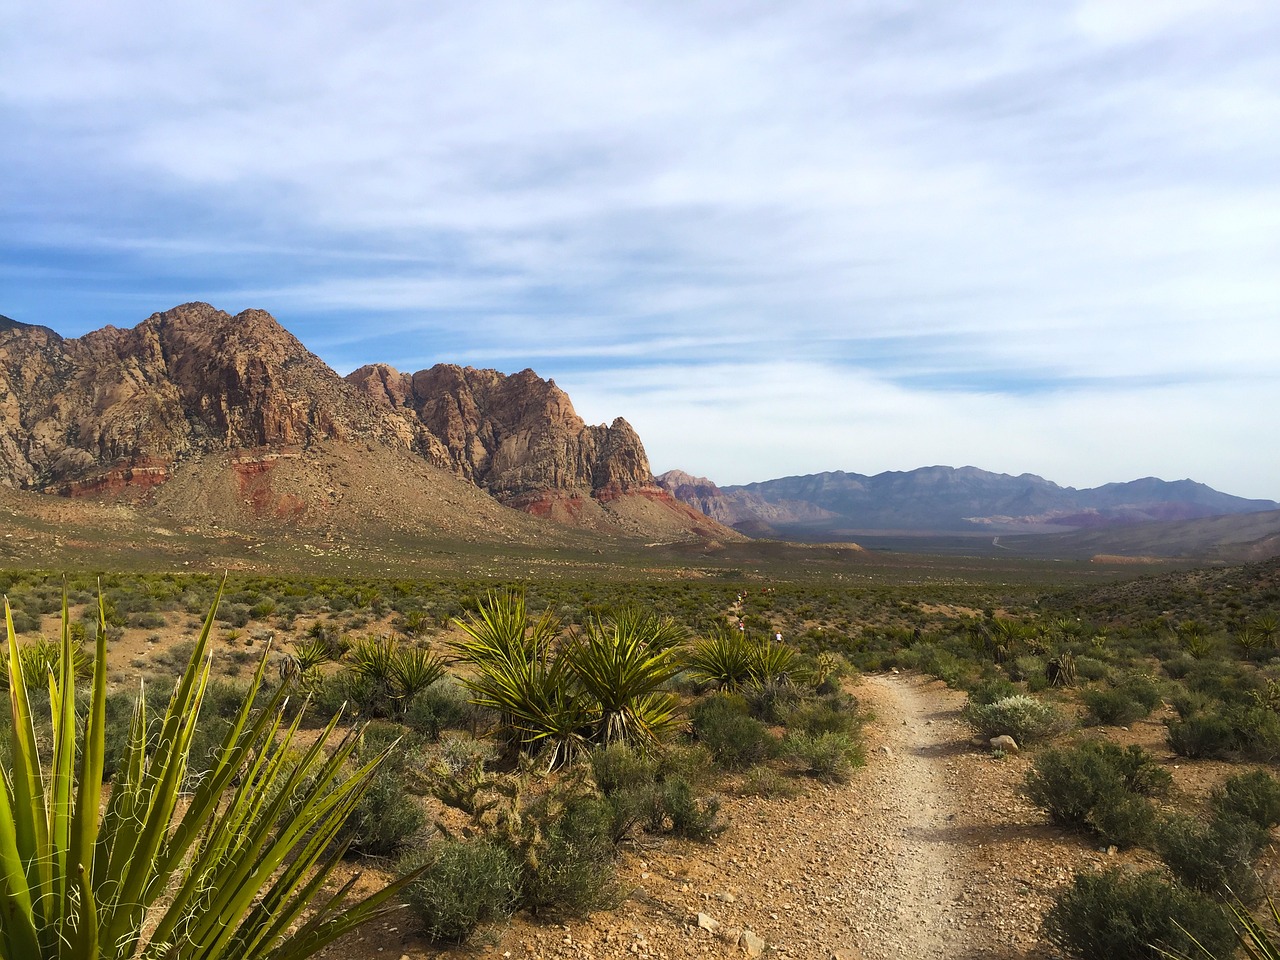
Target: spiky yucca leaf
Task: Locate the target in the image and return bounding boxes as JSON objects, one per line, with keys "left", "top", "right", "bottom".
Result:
{"left": 568, "top": 613, "right": 683, "bottom": 750}
{"left": 0, "top": 580, "right": 420, "bottom": 960}
{"left": 685, "top": 629, "right": 756, "bottom": 690}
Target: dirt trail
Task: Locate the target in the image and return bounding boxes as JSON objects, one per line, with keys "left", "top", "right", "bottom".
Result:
{"left": 842, "top": 673, "right": 969, "bottom": 958}
{"left": 467, "top": 672, "right": 1053, "bottom": 960}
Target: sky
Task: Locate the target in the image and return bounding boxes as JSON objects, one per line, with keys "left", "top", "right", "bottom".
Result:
{"left": 3, "top": 2, "right": 1279, "bottom": 500}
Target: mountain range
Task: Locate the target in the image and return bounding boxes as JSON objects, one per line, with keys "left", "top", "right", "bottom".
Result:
{"left": 655, "top": 468, "right": 1279, "bottom": 538}
{"left": 3, "top": 302, "right": 1277, "bottom": 565}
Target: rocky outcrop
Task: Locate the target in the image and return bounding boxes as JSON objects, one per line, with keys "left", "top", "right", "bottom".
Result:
{"left": 347, "top": 362, "right": 652, "bottom": 502}
{"left": 0, "top": 303, "right": 425, "bottom": 494}
{"left": 0, "top": 303, "right": 730, "bottom": 542}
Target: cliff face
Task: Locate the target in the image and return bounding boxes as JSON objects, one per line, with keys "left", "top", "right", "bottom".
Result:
{"left": 347, "top": 362, "right": 652, "bottom": 502}
{"left": 0, "top": 303, "right": 730, "bottom": 541}
{"left": 0, "top": 303, "right": 424, "bottom": 493}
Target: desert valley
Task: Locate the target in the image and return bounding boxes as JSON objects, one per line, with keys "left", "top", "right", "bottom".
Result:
{"left": 2, "top": 304, "right": 1280, "bottom": 959}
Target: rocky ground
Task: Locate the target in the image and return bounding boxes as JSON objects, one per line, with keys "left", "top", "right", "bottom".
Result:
{"left": 338, "top": 672, "right": 1178, "bottom": 960}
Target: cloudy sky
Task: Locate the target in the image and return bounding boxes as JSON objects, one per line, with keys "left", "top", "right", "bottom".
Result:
{"left": 3, "top": 2, "right": 1278, "bottom": 499}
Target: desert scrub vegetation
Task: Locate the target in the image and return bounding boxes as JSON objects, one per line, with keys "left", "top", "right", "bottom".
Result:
{"left": 1024, "top": 740, "right": 1172, "bottom": 848}
{"left": 0, "top": 584, "right": 416, "bottom": 960}
{"left": 963, "top": 693, "right": 1069, "bottom": 746}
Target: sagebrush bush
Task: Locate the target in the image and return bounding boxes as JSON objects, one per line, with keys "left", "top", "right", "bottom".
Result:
{"left": 659, "top": 777, "right": 725, "bottom": 841}
{"left": 402, "top": 840, "right": 523, "bottom": 943}
{"left": 523, "top": 797, "right": 623, "bottom": 916}
{"left": 1167, "top": 711, "right": 1235, "bottom": 758}
{"left": 1154, "top": 811, "right": 1267, "bottom": 898}
{"left": 782, "top": 731, "right": 864, "bottom": 783}
{"left": 1043, "top": 868, "right": 1235, "bottom": 960}
{"left": 1211, "top": 769, "right": 1280, "bottom": 829}
{"left": 1082, "top": 685, "right": 1153, "bottom": 726}
{"left": 1024, "top": 741, "right": 1170, "bottom": 847}
{"left": 691, "top": 694, "right": 778, "bottom": 769}
{"left": 963, "top": 694, "right": 1068, "bottom": 745}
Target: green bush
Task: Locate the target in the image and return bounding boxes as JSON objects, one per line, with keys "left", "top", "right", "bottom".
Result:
{"left": 1167, "top": 711, "right": 1235, "bottom": 758}
{"left": 967, "top": 676, "right": 1017, "bottom": 706}
{"left": 963, "top": 694, "right": 1068, "bottom": 746}
{"left": 1210, "top": 769, "right": 1280, "bottom": 829}
{"left": 658, "top": 777, "right": 725, "bottom": 841}
{"left": 403, "top": 679, "right": 470, "bottom": 740}
{"left": 1081, "top": 683, "right": 1156, "bottom": 727}
{"left": 1024, "top": 741, "right": 1170, "bottom": 847}
{"left": 402, "top": 840, "right": 523, "bottom": 943}
{"left": 782, "top": 731, "right": 864, "bottom": 783}
{"left": 1043, "top": 868, "right": 1235, "bottom": 960}
{"left": 691, "top": 694, "right": 778, "bottom": 769}
{"left": 522, "top": 796, "right": 622, "bottom": 917}
{"left": 343, "top": 763, "right": 427, "bottom": 859}
{"left": 1154, "top": 811, "right": 1267, "bottom": 897}
{"left": 782, "top": 692, "right": 861, "bottom": 737}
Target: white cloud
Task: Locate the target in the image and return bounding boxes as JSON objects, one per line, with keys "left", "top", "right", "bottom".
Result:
{"left": 2, "top": 1, "right": 1279, "bottom": 498}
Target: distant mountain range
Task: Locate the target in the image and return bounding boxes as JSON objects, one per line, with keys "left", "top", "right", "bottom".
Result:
{"left": 656, "top": 467, "right": 1279, "bottom": 539}
{"left": 3, "top": 301, "right": 1277, "bottom": 563}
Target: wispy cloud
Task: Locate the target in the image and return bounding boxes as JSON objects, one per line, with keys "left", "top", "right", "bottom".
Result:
{"left": 2, "top": 1, "right": 1278, "bottom": 497}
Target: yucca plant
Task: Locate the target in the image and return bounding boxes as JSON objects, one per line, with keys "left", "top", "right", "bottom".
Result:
{"left": 0, "top": 583, "right": 419, "bottom": 960}
{"left": 451, "top": 593, "right": 591, "bottom": 768}
{"left": 567, "top": 611, "right": 684, "bottom": 750}
{"left": 685, "top": 629, "right": 755, "bottom": 691}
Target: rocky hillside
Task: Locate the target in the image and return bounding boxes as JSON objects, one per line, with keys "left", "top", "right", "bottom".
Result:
{"left": 658, "top": 466, "right": 1279, "bottom": 538}
{"left": 0, "top": 303, "right": 733, "bottom": 542}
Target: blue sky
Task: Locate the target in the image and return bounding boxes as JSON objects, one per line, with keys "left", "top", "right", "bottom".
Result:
{"left": 3, "top": 2, "right": 1279, "bottom": 500}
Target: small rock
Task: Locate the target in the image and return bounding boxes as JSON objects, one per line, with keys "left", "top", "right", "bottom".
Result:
{"left": 739, "top": 929, "right": 767, "bottom": 957}
{"left": 989, "top": 735, "right": 1019, "bottom": 754}
{"left": 696, "top": 912, "right": 720, "bottom": 933}
{"left": 879, "top": 746, "right": 894, "bottom": 759}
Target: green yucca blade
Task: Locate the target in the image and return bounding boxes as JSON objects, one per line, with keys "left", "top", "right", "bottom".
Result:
{"left": 180, "top": 731, "right": 379, "bottom": 957}
{"left": 49, "top": 588, "right": 79, "bottom": 935}
{"left": 0, "top": 599, "right": 40, "bottom": 959}
{"left": 69, "top": 591, "right": 107, "bottom": 909}
{"left": 4, "top": 597, "right": 51, "bottom": 927}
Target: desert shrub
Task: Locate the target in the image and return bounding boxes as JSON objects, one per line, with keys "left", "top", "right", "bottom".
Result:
{"left": 967, "top": 676, "right": 1018, "bottom": 706}
{"left": 1211, "top": 769, "right": 1280, "bottom": 829}
{"left": 782, "top": 731, "right": 864, "bottom": 783}
{"left": 403, "top": 679, "right": 470, "bottom": 740}
{"left": 1043, "top": 868, "right": 1234, "bottom": 960}
{"left": 523, "top": 796, "right": 623, "bottom": 917}
{"left": 402, "top": 839, "right": 523, "bottom": 943}
{"left": 1167, "top": 712, "right": 1235, "bottom": 758}
{"left": 590, "top": 742, "right": 660, "bottom": 796}
{"left": 1169, "top": 687, "right": 1215, "bottom": 719}
{"left": 658, "top": 777, "right": 725, "bottom": 841}
{"left": 1075, "top": 656, "right": 1109, "bottom": 681}
{"left": 655, "top": 742, "right": 716, "bottom": 792}
{"left": 1168, "top": 705, "right": 1280, "bottom": 761}
{"left": 963, "top": 694, "right": 1068, "bottom": 746}
{"left": 1008, "top": 655, "right": 1045, "bottom": 683}
{"left": 1024, "top": 741, "right": 1170, "bottom": 848}
{"left": 691, "top": 694, "right": 778, "bottom": 769}
{"left": 915, "top": 643, "right": 966, "bottom": 686}
{"left": 782, "top": 691, "right": 861, "bottom": 737}
{"left": 1154, "top": 811, "right": 1268, "bottom": 897}
{"left": 344, "top": 763, "right": 427, "bottom": 859}
{"left": 589, "top": 743, "right": 662, "bottom": 840}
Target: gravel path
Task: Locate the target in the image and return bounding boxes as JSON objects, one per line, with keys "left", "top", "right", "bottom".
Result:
{"left": 353, "top": 672, "right": 1072, "bottom": 959}
{"left": 468, "top": 672, "right": 1058, "bottom": 960}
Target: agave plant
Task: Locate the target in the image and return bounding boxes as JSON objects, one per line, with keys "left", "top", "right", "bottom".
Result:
{"left": 0, "top": 583, "right": 418, "bottom": 960}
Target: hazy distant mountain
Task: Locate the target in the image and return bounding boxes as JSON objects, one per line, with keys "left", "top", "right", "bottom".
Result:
{"left": 657, "top": 466, "right": 1278, "bottom": 538}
